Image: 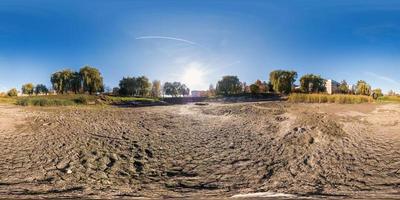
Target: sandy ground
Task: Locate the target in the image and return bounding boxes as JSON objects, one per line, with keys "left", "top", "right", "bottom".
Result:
{"left": 0, "top": 102, "right": 399, "bottom": 199}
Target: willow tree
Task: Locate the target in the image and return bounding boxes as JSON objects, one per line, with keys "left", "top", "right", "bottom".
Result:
{"left": 79, "top": 66, "right": 104, "bottom": 95}
{"left": 269, "top": 70, "right": 297, "bottom": 94}
{"left": 51, "top": 69, "right": 74, "bottom": 94}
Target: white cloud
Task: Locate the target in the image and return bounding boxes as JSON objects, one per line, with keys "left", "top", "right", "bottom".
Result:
{"left": 136, "top": 35, "right": 197, "bottom": 45}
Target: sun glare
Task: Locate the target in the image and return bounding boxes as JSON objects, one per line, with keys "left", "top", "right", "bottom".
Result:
{"left": 182, "top": 66, "right": 205, "bottom": 90}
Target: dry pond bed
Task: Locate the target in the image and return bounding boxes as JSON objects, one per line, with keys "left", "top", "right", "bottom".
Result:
{"left": 0, "top": 102, "right": 399, "bottom": 199}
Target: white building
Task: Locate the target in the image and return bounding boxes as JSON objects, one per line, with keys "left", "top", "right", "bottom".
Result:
{"left": 325, "top": 79, "right": 340, "bottom": 94}
{"left": 191, "top": 90, "right": 208, "bottom": 97}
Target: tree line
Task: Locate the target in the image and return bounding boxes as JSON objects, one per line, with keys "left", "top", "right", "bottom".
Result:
{"left": 213, "top": 70, "right": 382, "bottom": 97}
{"left": 116, "top": 77, "right": 190, "bottom": 97}
{"left": 51, "top": 66, "right": 104, "bottom": 95}
{"left": 2, "top": 67, "right": 388, "bottom": 98}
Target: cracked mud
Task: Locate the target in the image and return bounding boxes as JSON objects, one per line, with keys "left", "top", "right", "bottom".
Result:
{"left": 0, "top": 102, "right": 399, "bottom": 199}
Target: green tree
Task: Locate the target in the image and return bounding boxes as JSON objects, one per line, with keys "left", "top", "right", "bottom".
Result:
{"left": 163, "top": 82, "right": 189, "bottom": 97}
{"left": 35, "top": 84, "right": 49, "bottom": 95}
{"left": 79, "top": 66, "right": 104, "bottom": 95}
{"left": 70, "top": 72, "right": 82, "bottom": 94}
{"left": 299, "top": 74, "right": 325, "bottom": 93}
{"left": 22, "top": 83, "right": 35, "bottom": 95}
{"left": 112, "top": 87, "right": 120, "bottom": 95}
{"left": 136, "top": 76, "right": 151, "bottom": 96}
{"left": 51, "top": 69, "right": 74, "bottom": 94}
{"left": 250, "top": 84, "right": 260, "bottom": 94}
{"left": 178, "top": 84, "right": 190, "bottom": 96}
{"left": 254, "top": 80, "right": 268, "bottom": 93}
{"left": 372, "top": 88, "right": 383, "bottom": 99}
{"left": 356, "top": 80, "right": 371, "bottom": 96}
{"left": 269, "top": 70, "right": 297, "bottom": 94}
{"left": 151, "top": 80, "right": 161, "bottom": 98}
{"left": 338, "top": 80, "right": 349, "bottom": 94}
{"left": 7, "top": 88, "right": 18, "bottom": 97}
{"left": 216, "top": 75, "right": 242, "bottom": 95}
{"left": 119, "top": 77, "right": 137, "bottom": 96}
{"left": 163, "top": 82, "right": 179, "bottom": 97}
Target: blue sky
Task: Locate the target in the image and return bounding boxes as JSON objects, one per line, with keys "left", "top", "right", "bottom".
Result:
{"left": 1, "top": 0, "right": 400, "bottom": 93}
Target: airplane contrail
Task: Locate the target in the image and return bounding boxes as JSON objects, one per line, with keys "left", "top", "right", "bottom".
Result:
{"left": 135, "top": 36, "right": 198, "bottom": 45}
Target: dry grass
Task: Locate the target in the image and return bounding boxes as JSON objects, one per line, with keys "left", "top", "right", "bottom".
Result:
{"left": 289, "top": 93, "right": 373, "bottom": 104}
{"left": 0, "top": 97, "right": 17, "bottom": 104}
{"left": 377, "top": 96, "right": 400, "bottom": 103}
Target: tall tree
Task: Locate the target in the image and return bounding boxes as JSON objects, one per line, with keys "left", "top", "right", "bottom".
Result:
{"left": 70, "top": 72, "right": 82, "bottom": 94}
{"left": 299, "top": 74, "right": 325, "bottom": 93}
{"left": 151, "top": 80, "right": 161, "bottom": 98}
{"left": 250, "top": 84, "right": 260, "bottom": 94}
{"left": 216, "top": 75, "right": 242, "bottom": 95}
{"left": 35, "top": 84, "right": 49, "bottom": 95}
{"left": 163, "top": 82, "right": 189, "bottom": 97}
{"left": 79, "top": 66, "right": 104, "bottom": 95}
{"left": 22, "top": 83, "right": 35, "bottom": 96}
{"left": 51, "top": 69, "right": 73, "bottom": 94}
{"left": 338, "top": 80, "right": 349, "bottom": 94}
{"left": 136, "top": 76, "right": 151, "bottom": 97}
{"left": 178, "top": 84, "right": 190, "bottom": 96}
{"left": 119, "top": 77, "right": 137, "bottom": 96}
{"left": 269, "top": 70, "right": 297, "bottom": 94}
{"left": 356, "top": 80, "right": 371, "bottom": 96}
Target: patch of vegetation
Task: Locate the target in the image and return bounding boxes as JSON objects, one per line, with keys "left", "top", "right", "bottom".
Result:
{"left": 288, "top": 93, "right": 373, "bottom": 104}
{"left": 104, "top": 96, "right": 159, "bottom": 104}
{"left": 377, "top": 96, "right": 400, "bottom": 103}
{"left": 15, "top": 95, "right": 97, "bottom": 107}
{"left": 0, "top": 97, "right": 17, "bottom": 104}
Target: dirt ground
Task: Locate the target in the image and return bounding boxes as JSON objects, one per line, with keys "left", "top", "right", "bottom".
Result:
{"left": 0, "top": 102, "right": 399, "bottom": 199}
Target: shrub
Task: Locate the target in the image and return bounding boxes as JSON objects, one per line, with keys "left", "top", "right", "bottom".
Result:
{"left": 7, "top": 88, "right": 18, "bottom": 97}
{"left": 74, "top": 96, "right": 89, "bottom": 104}
{"left": 16, "top": 98, "right": 30, "bottom": 106}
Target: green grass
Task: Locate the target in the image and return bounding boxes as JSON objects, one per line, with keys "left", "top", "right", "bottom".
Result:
{"left": 15, "top": 95, "right": 96, "bottom": 107}
{"left": 377, "top": 96, "right": 400, "bottom": 103}
{"left": 104, "top": 96, "right": 159, "bottom": 104}
{"left": 288, "top": 93, "right": 373, "bottom": 104}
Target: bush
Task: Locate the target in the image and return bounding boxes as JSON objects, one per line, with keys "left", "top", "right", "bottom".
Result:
{"left": 16, "top": 98, "right": 29, "bottom": 106}
{"left": 7, "top": 88, "right": 18, "bottom": 97}
{"left": 74, "top": 96, "right": 89, "bottom": 104}
{"left": 288, "top": 93, "right": 373, "bottom": 104}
